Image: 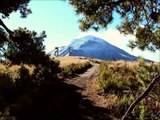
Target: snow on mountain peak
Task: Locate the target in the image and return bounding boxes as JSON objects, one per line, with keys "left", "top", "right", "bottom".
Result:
{"left": 49, "top": 35, "right": 137, "bottom": 61}
{"left": 69, "top": 35, "right": 110, "bottom": 49}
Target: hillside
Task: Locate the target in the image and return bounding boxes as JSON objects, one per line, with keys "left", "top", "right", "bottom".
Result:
{"left": 0, "top": 57, "right": 159, "bottom": 120}
{"left": 63, "top": 57, "right": 160, "bottom": 119}
{"left": 53, "top": 56, "right": 159, "bottom": 119}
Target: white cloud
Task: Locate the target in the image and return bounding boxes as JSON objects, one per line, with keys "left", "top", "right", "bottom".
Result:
{"left": 76, "top": 28, "right": 160, "bottom": 62}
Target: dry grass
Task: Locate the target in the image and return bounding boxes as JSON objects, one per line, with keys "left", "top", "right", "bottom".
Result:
{"left": 0, "top": 56, "right": 90, "bottom": 74}
{"left": 0, "top": 64, "right": 6, "bottom": 71}
{"left": 113, "top": 60, "right": 138, "bottom": 70}
{"left": 0, "top": 63, "right": 34, "bottom": 75}
{"left": 0, "top": 64, "right": 20, "bottom": 73}
{"left": 7, "top": 65, "right": 21, "bottom": 73}
{"left": 54, "top": 56, "right": 90, "bottom": 67}
{"left": 98, "top": 59, "right": 160, "bottom": 119}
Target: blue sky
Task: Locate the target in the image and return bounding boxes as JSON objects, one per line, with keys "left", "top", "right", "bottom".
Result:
{"left": 2, "top": 0, "right": 160, "bottom": 61}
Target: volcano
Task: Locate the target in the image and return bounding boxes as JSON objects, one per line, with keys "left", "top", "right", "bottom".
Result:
{"left": 48, "top": 35, "right": 137, "bottom": 61}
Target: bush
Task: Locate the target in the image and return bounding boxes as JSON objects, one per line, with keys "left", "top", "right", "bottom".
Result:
{"left": 59, "top": 62, "right": 92, "bottom": 79}
{"left": 98, "top": 61, "right": 135, "bottom": 95}
{"left": 0, "top": 28, "right": 73, "bottom": 119}
{"left": 4, "top": 28, "right": 49, "bottom": 66}
{"left": 97, "top": 60, "right": 160, "bottom": 119}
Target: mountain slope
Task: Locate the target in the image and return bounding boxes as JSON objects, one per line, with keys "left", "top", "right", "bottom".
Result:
{"left": 49, "top": 35, "right": 137, "bottom": 61}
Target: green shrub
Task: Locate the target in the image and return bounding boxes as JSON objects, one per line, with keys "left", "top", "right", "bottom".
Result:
{"left": 118, "top": 95, "right": 131, "bottom": 115}
{"left": 97, "top": 60, "right": 160, "bottom": 119}
{"left": 98, "top": 69, "right": 123, "bottom": 94}
{"left": 137, "top": 59, "right": 160, "bottom": 90}
{"left": 98, "top": 61, "right": 135, "bottom": 95}
{"left": 59, "top": 62, "right": 92, "bottom": 79}
{"left": 139, "top": 104, "right": 147, "bottom": 120}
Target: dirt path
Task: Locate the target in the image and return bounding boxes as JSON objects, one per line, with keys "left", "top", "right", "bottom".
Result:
{"left": 66, "top": 63, "right": 108, "bottom": 107}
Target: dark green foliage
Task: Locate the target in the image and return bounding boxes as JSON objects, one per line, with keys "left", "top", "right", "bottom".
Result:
{"left": 0, "top": 0, "right": 31, "bottom": 18}
{"left": 0, "top": 0, "right": 31, "bottom": 35}
{"left": 33, "top": 59, "right": 60, "bottom": 85}
{"left": 3, "top": 28, "right": 50, "bottom": 66}
{"left": 128, "top": 27, "right": 160, "bottom": 51}
{"left": 69, "top": 0, "right": 160, "bottom": 51}
{"left": 0, "top": 0, "right": 32, "bottom": 45}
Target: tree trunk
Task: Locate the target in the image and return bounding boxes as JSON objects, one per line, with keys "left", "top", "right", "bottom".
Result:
{"left": 0, "top": 19, "right": 13, "bottom": 35}
{"left": 121, "top": 74, "right": 160, "bottom": 120}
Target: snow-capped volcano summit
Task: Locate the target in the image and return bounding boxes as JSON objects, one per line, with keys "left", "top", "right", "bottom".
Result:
{"left": 48, "top": 35, "right": 137, "bottom": 61}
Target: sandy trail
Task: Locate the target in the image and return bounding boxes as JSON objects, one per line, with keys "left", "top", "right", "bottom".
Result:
{"left": 65, "top": 63, "right": 109, "bottom": 108}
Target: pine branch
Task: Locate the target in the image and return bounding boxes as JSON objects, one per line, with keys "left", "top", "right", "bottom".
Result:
{"left": 121, "top": 74, "right": 160, "bottom": 120}
{"left": 0, "top": 19, "right": 13, "bottom": 35}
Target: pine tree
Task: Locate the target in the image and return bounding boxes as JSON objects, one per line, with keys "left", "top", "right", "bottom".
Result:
{"left": 69, "top": 0, "right": 160, "bottom": 51}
